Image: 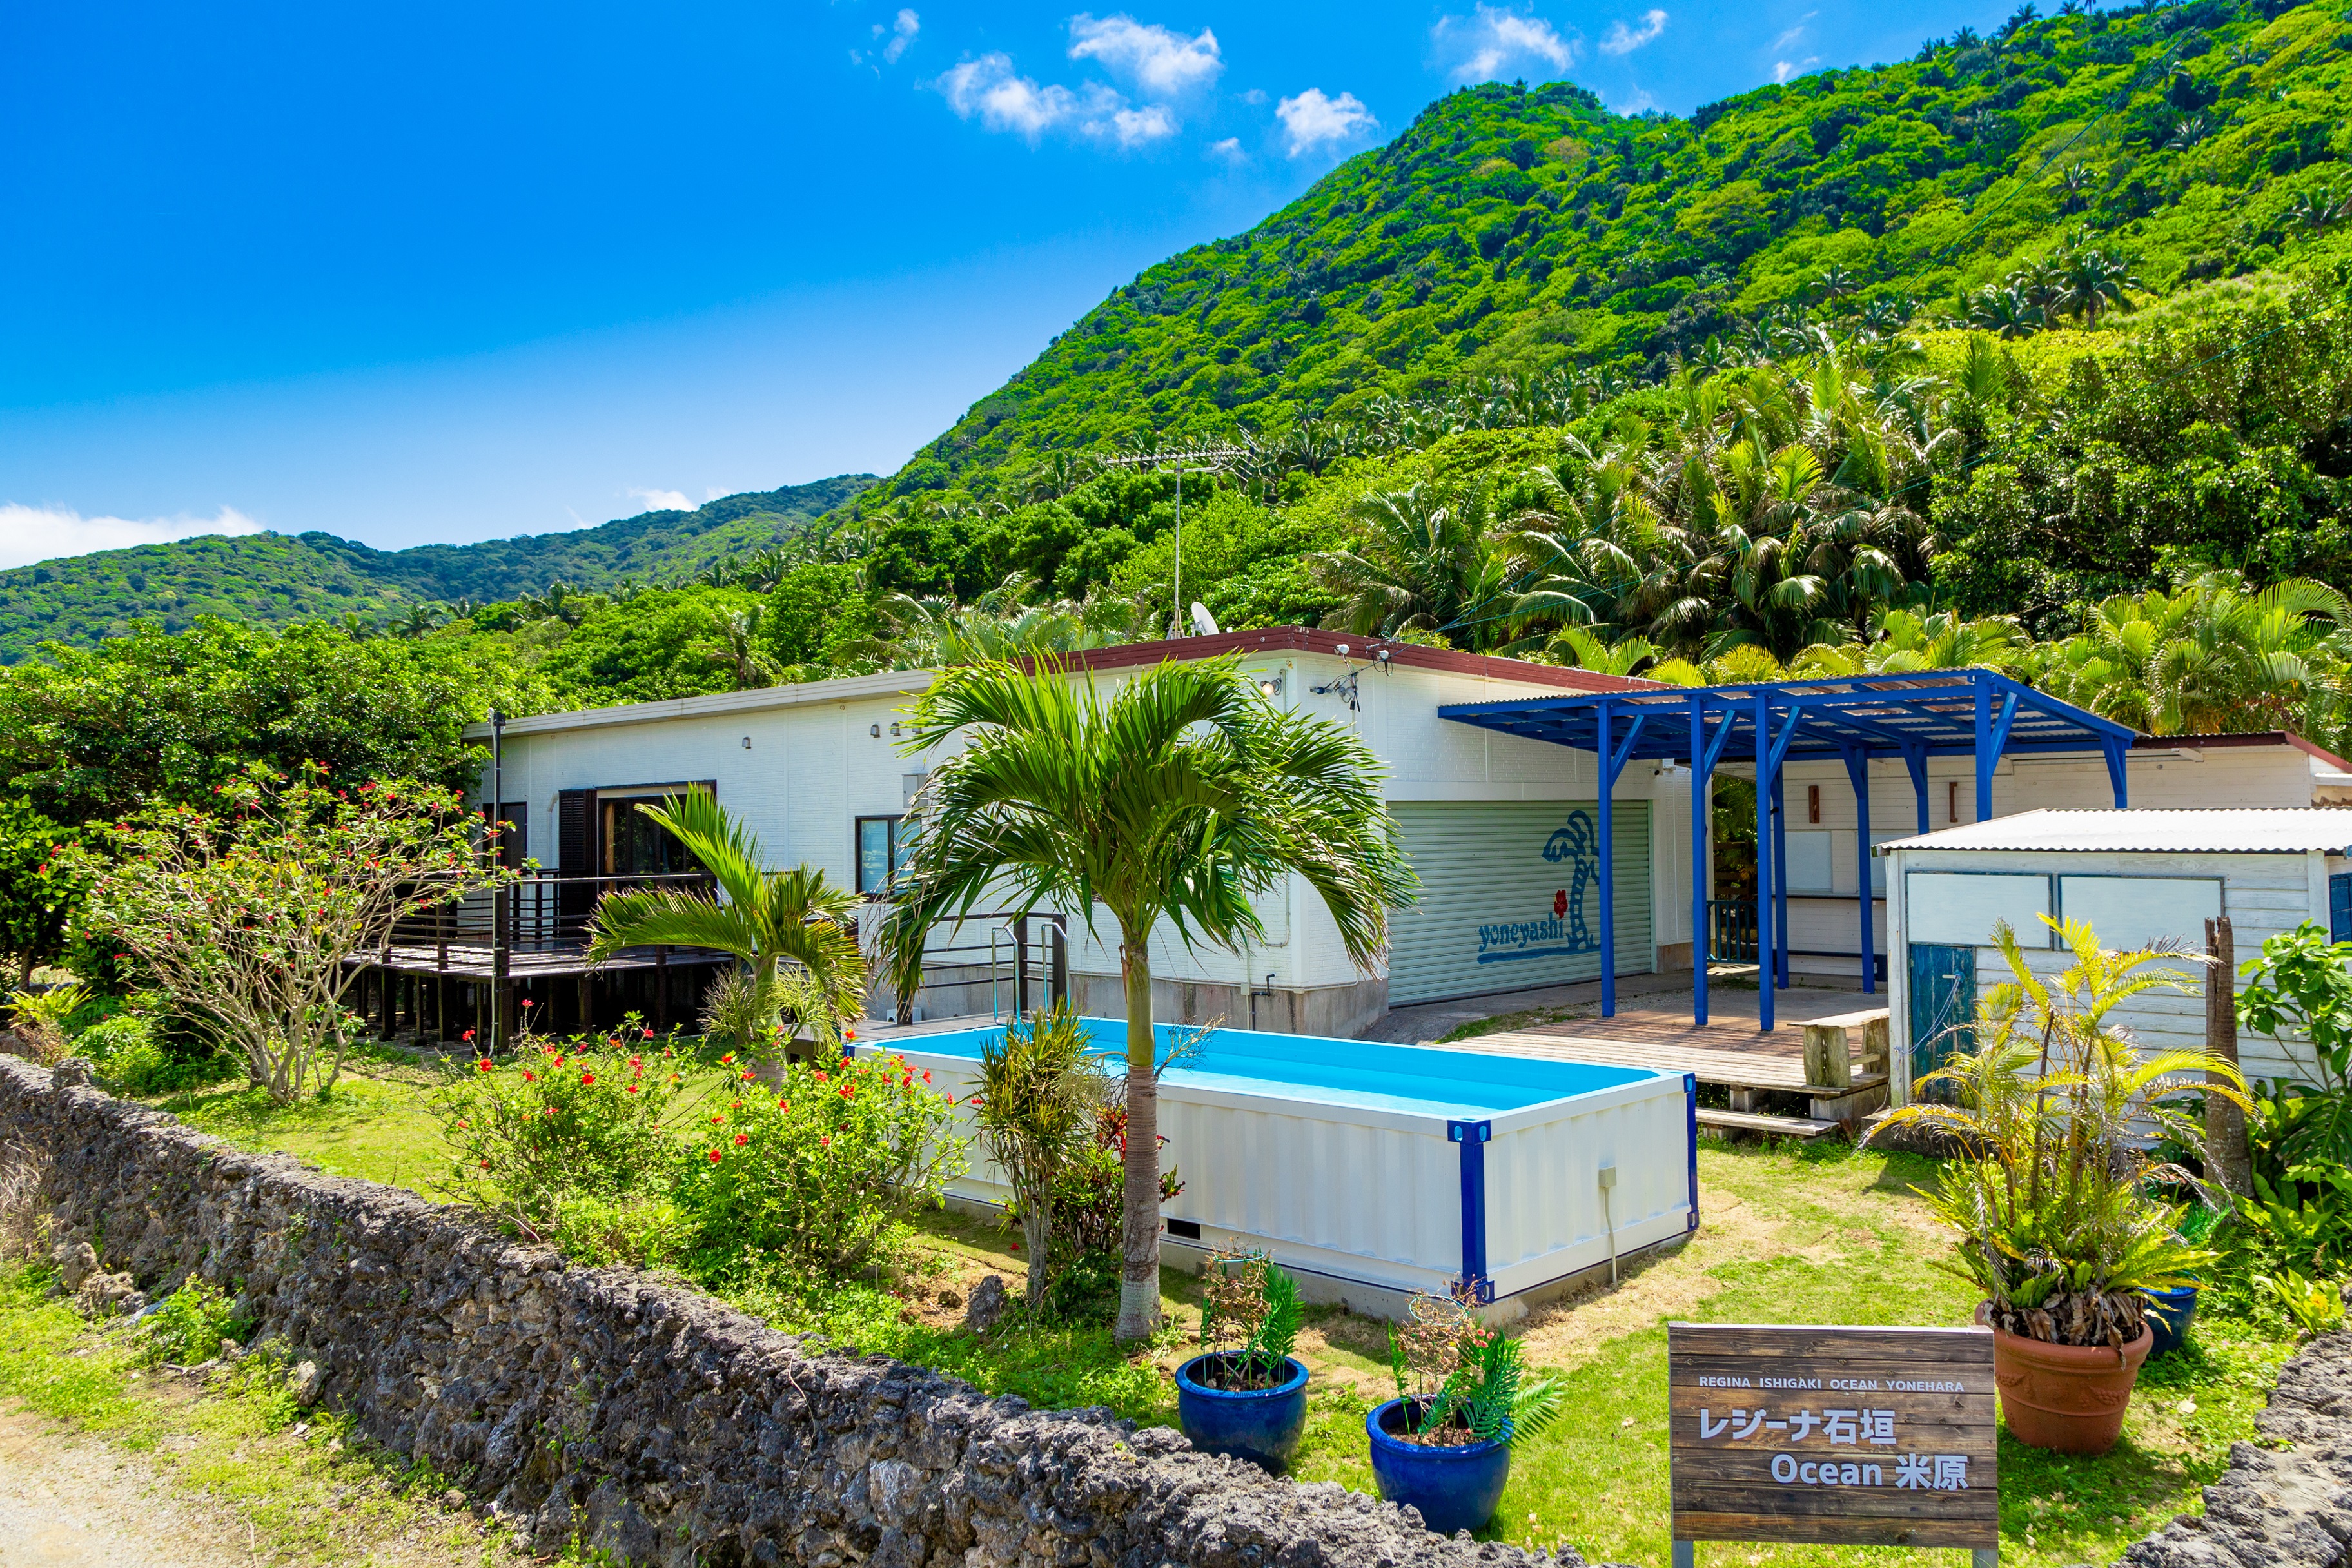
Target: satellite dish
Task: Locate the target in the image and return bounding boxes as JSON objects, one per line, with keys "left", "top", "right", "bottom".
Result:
{"left": 1190, "top": 602, "right": 1222, "bottom": 637}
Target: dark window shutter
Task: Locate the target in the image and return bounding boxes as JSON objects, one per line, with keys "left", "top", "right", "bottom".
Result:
{"left": 557, "top": 790, "right": 596, "bottom": 876}
{"left": 2331, "top": 873, "right": 2351, "bottom": 944}
{"left": 558, "top": 789, "right": 599, "bottom": 933}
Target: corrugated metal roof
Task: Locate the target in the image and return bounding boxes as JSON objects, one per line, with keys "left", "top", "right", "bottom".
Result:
{"left": 1880, "top": 808, "right": 2352, "bottom": 855}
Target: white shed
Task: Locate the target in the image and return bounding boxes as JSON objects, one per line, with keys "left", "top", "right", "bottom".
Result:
{"left": 1880, "top": 809, "right": 2352, "bottom": 1100}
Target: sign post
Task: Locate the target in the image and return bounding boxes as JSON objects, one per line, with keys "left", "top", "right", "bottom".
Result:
{"left": 1669, "top": 1324, "right": 1997, "bottom": 1567}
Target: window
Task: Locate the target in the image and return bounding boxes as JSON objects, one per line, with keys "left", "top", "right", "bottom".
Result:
{"left": 2331, "top": 872, "right": 2351, "bottom": 943}
{"left": 602, "top": 799, "right": 698, "bottom": 877}
{"left": 1807, "top": 784, "right": 1821, "bottom": 824}
{"left": 857, "top": 816, "right": 912, "bottom": 897}
{"left": 2057, "top": 874, "right": 2220, "bottom": 950}
{"left": 1782, "top": 830, "right": 1834, "bottom": 894}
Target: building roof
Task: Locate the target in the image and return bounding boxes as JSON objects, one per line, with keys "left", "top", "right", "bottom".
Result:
{"left": 1033, "top": 626, "right": 1658, "bottom": 693}
{"left": 1439, "top": 669, "right": 2136, "bottom": 765}
{"left": 1881, "top": 808, "right": 2352, "bottom": 856}
{"left": 466, "top": 626, "right": 1647, "bottom": 740}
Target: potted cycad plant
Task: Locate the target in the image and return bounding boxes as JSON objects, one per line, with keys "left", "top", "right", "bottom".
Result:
{"left": 1366, "top": 1291, "right": 1564, "bottom": 1535}
{"left": 1175, "top": 1247, "right": 1309, "bottom": 1469}
{"left": 1868, "top": 917, "right": 2244, "bottom": 1454}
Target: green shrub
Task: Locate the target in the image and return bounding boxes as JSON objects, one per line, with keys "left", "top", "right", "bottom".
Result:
{"left": 141, "top": 1274, "right": 248, "bottom": 1366}
{"left": 545, "top": 1193, "right": 695, "bottom": 1269}
{"left": 672, "top": 1049, "right": 965, "bottom": 1280}
{"left": 435, "top": 1030, "right": 694, "bottom": 1238}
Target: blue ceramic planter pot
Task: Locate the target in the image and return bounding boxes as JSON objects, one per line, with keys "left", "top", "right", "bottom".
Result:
{"left": 1175, "top": 1353, "right": 1310, "bottom": 1469}
{"left": 2146, "top": 1283, "right": 2199, "bottom": 1357}
{"left": 1366, "top": 1398, "right": 1512, "bottom": 1536}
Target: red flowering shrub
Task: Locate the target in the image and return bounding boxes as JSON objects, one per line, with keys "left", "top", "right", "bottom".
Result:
{"left": 670, "top": 1050, "right": 966, "bottom": 1279}
{"left": 435, "top": 1022, "right": 689, "bottom": 1237}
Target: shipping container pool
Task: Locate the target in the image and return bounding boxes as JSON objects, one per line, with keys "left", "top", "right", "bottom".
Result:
{"left": 852, "top": 1019, "right": 1697, "bottom": 1314}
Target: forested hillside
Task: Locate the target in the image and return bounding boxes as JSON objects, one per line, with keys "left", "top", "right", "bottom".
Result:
{"left": 6, "top": 0, "right": 2352, "bottom": 844}
{"left": 898, "top": 0, "right": 2350, "bottom": 492}
{"left": 0, "top": 474, "right": 876, "bottom": 663}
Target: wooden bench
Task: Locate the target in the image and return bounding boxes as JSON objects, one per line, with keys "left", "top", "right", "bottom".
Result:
{"left": 1696, "top": 1106, "right": 1843, "bottom": 1141}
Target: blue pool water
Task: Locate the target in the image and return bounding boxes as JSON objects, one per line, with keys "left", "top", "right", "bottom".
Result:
{"left": 874, "top": 1017, "right": 1658, "bottom": 1118}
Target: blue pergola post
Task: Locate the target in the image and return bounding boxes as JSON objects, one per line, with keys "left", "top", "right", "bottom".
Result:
{"left": 1770, "top": 767, "right": 1790, "bottom": 991}
{"left": 1596, "top": 701, "right": 1615, "bottom": 1020}
{"left": 1754, "top": 688, "right": 1775, "bottom": 1032}
{"left": 1904, "top": 745, "right": 1930, "bottom": 835}
{"left": 1689, "top": 696, "right": 1710, "bottom": 1028}
{"left": 1845, "top": 747, "right": 1875, "bottom": 995}
{"left": 2103, "top": 735, "right": 2130, "bottom": 808}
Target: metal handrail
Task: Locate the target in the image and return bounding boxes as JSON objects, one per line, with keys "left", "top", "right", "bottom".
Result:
{"left": 385, "top": 870, "right": 718, "bottom": 956}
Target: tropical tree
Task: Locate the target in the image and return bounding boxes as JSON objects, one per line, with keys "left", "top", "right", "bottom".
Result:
{"left": 73, "top": 764, "right": 507, "bottom": 1103}
{"left": 885, "top": 656, "right": 1412, "bottom": 1342}
{"left": 2058, "top": 249, "right": 2144, "bottom": 328}
{"left": 701, "top": 607, "right": 785, "bottom": 690}
{"left": 2027, "top": 574, "right": 2351, "bottom": 736}
{"left": 1313, "top": 484, "right": 1516, "bottom": 649}
{"left": 586, "top": 788, "right": 865, "bottom": 1041}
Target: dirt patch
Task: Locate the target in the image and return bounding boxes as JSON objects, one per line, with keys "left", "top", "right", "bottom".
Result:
{"left": 1513, "top": 1185, "right": 1780, "bottom": 1367}
{"left": 0, "top": 1407, "right": 259, "bottom": 1568}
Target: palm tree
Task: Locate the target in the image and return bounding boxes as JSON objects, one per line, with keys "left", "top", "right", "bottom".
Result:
{"left": 2058, "top": 249, "right": 2144, "bottom": 328}
{"left": 885, "top": 657, "right": 1412, "bottom": 1343}
{"left": 1313, "top": 483, "right": 1516, "bottom": 649}
{"left": 703, "top": 607, "right": 784, "bottom": 690}
{"left": 585, "top": 789, "right": 865, "bottom": 1041}
{"left": 391, "top": 602, "right": 444, "bottom": 639}
{"left": 1967, "top": 284, "right": 2044, "bottom": 340}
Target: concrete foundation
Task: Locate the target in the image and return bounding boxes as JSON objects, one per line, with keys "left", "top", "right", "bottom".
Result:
{"left": 1068, "top": 971, "right": 1388, "bottom": 1039}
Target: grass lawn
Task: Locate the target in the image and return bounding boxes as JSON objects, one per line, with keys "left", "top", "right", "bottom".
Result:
{"left": 117, "top": 1069, "right": 2296, "bottom": 1568}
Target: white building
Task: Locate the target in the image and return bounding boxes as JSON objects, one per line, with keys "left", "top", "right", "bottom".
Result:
{"left": 1881, "top": 808, "right": 2352, "bottom": 1097}
{"left": 466, "top": 629, "right": 1688, "bottom": 1036}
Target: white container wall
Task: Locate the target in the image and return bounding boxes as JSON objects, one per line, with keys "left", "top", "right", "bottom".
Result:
{"left": 859, "top": 1020, "right": 1696, "bottom": 1309}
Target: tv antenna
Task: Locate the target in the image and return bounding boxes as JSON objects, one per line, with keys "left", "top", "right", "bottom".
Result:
{"left": 1095, "top": 443, "right": 1253, "bottom": 635}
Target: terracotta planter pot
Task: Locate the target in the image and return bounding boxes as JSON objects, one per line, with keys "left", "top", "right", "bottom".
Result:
{"left": 1990, "top": 1320, "right": 2153, "bottom": 1455}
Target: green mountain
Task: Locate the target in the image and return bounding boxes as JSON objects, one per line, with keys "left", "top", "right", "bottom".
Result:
{"left": 892, "top": 0, "right": 2349, "bottom": 496}
{"left": 0, "top": 475, "right": 878, "bottom": 664}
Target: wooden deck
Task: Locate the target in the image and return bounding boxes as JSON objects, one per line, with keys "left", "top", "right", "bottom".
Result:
{"left": 351, "top": 942, "right": 736, "bottom": 982}
{"left": 1433, "top": 987, "right": 1893, "bottom": 1122}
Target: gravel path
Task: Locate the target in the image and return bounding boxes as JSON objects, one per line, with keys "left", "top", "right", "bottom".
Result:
{"left": 0, "top": 1409, "right": 253, "bottom": 1568}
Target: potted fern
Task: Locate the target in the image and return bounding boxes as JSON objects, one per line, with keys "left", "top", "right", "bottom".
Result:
{"left": 1366, "top": 1291, "right": 1564, "bottom": 1536}
{"left": 1176, "top": 1248, "right": 1309, "bottom": 1469}
{"left": 1867, "top": 917, "right": 2244, "bottom": 1454}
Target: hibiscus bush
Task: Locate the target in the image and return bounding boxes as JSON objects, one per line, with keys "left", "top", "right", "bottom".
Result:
{"left": 671, "top": 1050, "right": 966, "bottom": 1279}
{"left": 436, "top": 1021, "right": 693, "bottom": 1237}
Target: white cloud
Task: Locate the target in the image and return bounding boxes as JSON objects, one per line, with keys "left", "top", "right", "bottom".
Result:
{"left": 933, "top": 53, "right": 1078, "bottom": 139}
{"left": 1066, "top": 14, "right": 1222, "bottom": 95}
{"left": 1093, "top": 101, "right": 1178, "bottom": 148}
{"left": 931, "top": 52, "right": 1178, "bottom": 148}
{"left": 1275, "top": 87, "right": 1377, "bottom": 157}
{"left": 626, "top": 487, "right": 694, "bottom": 513}
{"left": 0, "top": 502, "right": 262, "bottom": 571}
{"left": 1207, "top": 135, "right": 1246, "bottom": 164}
{"left": 883, "top": 9, "right": 919, "bottom": 63}
{"left": 1769, "top": 14, "right": 1815, "bottom": 52}
{"left": 1772, "top": 55, "right": 1818, "bottom": 81}
{"left": 1612, "top": 86, "right": 1659, "bottom": 112}
{"left": 1431, "top": 5, "right": 1575, "bottom": 86}
{"left": 1599, "top": 8, "right": 1667, "bottom": 54}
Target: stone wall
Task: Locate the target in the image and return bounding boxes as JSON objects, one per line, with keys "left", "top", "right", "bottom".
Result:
{"left": 2121, "top": 1313, "right": 2352, "bottom": 1568}
{"left": 0, "top": 1057, "right": 1589, "bottom": 1568}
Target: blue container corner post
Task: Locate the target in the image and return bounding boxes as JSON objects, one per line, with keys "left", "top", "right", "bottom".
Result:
{"left": 1174, "top": 1354, "right": 1311, "bottom": 1469}
{"left": 1366, "top": 1398, "right": 1513, "bottom": 1537}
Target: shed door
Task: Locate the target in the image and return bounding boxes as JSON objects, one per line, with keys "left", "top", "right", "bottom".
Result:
{"left": 1387, "top": 801, "right": 1652, "bottom": 1007}
{"left": 1907, "top": 943, "right": 1976, "bottom": 1092}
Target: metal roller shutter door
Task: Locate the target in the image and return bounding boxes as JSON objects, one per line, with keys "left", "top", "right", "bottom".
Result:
{"left": 1387, "top": 801, "right": 1653, "bottom": 1006}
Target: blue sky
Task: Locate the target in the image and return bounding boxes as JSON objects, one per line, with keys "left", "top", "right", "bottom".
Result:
{"left": 0, "top": 0, "right": 2006, "bottom": 566}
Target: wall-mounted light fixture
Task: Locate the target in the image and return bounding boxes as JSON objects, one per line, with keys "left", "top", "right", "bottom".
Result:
{"left": 870, "top": 723, "right": 882, "bottom": 738}
{"left": 1258, "top": 676, "right": 1284, "bottom": 699}
{"left": 742, "top": 736, "right": 753, "bottom": 750}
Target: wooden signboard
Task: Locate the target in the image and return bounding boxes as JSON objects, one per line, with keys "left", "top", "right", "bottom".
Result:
{"left": 1669, "top": 1324, "right": 1998, "bottom": 1565}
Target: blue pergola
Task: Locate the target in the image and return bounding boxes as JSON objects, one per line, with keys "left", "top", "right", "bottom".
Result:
{"left": 1438, "top": 670, "right": 2139, "bottom": 1030}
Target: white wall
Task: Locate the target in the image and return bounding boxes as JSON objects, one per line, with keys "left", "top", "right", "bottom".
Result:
{"left": 478, "top": 650, "right": 1681, "bottom": 1007}
{"left": 1885, "top": 845, "right": 2333, "bottom": 1097}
